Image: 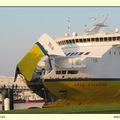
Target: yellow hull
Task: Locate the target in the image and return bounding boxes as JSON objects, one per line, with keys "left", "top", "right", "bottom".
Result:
{"left": 43, "top": 78, "right": 120, "bottom": 107}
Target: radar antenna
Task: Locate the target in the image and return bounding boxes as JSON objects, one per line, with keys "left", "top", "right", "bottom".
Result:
{"left": 84, "top": 15, "right": 109, "bottom": 35}
{"left": 91, "top": 17, "right": 98, "bottom": 26}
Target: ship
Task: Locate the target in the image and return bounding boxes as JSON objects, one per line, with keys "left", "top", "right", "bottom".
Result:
{"left": 14, "top": 15, "right": 120, "bottom": 107}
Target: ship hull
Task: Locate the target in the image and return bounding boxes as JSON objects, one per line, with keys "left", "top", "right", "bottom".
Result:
{"left": 43, "top": 78, "right": 120, "bottom": 107}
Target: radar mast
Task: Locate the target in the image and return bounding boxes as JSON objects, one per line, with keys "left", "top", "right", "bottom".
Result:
{"left": 84, "top": 15, "right": 109, "bottom": 35}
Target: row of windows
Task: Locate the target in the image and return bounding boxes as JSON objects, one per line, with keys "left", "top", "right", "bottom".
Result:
{"left": 56, "top": 70, "right": 78, "bottom": 75}
{"left": 65, "top": 52, "right": 90, "bottom": 56}
{"left": 57, "top": 36, "right": 120, "bottom": 45}
{"left": 109, "top": 51, "right": 120, "bottom": 55}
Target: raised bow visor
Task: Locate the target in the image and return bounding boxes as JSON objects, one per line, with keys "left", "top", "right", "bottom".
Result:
{"left": 14, "top": 33, "right": 65, "bottom": 82}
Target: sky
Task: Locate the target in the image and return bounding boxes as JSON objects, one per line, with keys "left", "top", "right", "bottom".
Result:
{"left": 0, "top": 7, "right": 120, "bottom": 76}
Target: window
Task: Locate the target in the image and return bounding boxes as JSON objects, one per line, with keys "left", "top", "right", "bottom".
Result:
{"left": 114, "top": 51, "right": 116, "bottom": 55}
{"left": 119, "top": 52, "right": 120, "bottom": 55}
{"left": 78, "top": 52, "right": 84, "bottom": 55}
{"left": 113, "top": 37, "right": 116, "bottom": 41}
{"left": 91, "top": 38, "right": 95, "bottom": 42}
{"left": 63, "top": 41, "right": 66, "bottom": 45}
{"left": 66, "top": 40, "right": 69, "bottom": 44}
{"left": 36, "top": 72, "right": 42, "bottom": 75}
{"left": 72, "top": 39, "right": 75, "bottom": 43}
{"left": 69, "top": 40, "right": 72, "bottom": 44}
{"left": 74, "top": 52, "right": 79, "bottom": 56}
{"left": 83, "top": 39, "right": 86, "bottom": 42}
{"left": 87, "top": 38, "right": 90, "bottom": 42}
{"left": 62, "top": 41, "right": 65, "bottom": 45}
{"left": 79, "top": 39, "right": 82, "bottom": 42}
{"left": 64, "top": 41, "right": 66, "bottom": 45}
{"left": 56, "top": 71, "right": 61, "bottom": 74}
{"left": 108, "top": 37, "right": 112, "bottom": 41}
{"left": 59, "top": 42, "right": 61, "bottom": 45}
{"left": 66, "top": 52, "right": 71, "bottom": 56}
{"left": 75, "top": 39, "right": 79, "bottom": 43}
{"left": 68, "top": 70, "right": 78, "bottom": 74}
{"left": 85, "top": 52, "right": 90, "bottom": 55}
{"left": 104, "top": 37, "right": 107, "bottom": 41}
{"left": 62, "top": 71, "right": 66, "bottom": 74}
{"left": 117, "top": 36, "right": 120, "bottom": 40}
{"left": 95, "top": 38, "right": 99, "bottom": 42}
{"left": 70, "top": 52, "right": 76, "bottom": 56}
{"left": 100, "top": 37, "right": 103, "bottom": 41}
{"left": 109, "top": 51, "right": 111, "bottom": 55}
{"left": 93, "top": 58, "right": 98, "bottom": 63}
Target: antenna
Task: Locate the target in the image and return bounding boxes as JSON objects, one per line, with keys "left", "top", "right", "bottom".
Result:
{"left": 67, "top": 17, "right": 71, "bottom": 36}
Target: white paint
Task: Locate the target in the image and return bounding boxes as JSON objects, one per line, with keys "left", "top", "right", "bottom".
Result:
{"left": 4, "top": 98, "right": 10, "bottom": 111}
{"left": 38, "top": 33, "right": 65, "bottom": 56}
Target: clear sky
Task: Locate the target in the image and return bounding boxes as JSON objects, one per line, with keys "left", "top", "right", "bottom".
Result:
{"left": 0, "top": 7, "right": 120, "bottom": 76}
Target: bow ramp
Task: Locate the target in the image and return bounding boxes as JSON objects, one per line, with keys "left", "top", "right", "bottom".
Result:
{"left": 15, "top": 33, "right": 65, "bottom": 82}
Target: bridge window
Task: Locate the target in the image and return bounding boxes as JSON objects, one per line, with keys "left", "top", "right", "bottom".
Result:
{"left": 85, "top": 52, "right": 90, "bottom": 55}
{"left": 79, "top": 39, "right": 82, "bottom": 42}
{"left": 75, "top": 39, "right": 79, "bottom": 43}
{"left": 72, "top": 39, "right": 75, "bottom": 43}
{"left": 104, "top": 37, "right": 107, "bottom": 41}
{"left": 60, "top": 41, "right": 62, "bottom": 45}
{"left": 66, "top": 52, "right": 71, "bottom": 56}
{"left": 69, "top": 40, "right": 72, "bottom": 44}
{"left": 87, "top": 38, "right": 90, "bottom": 42}
{"left": 100, "top": 37, "right": 103, "bottom": 41}
{"left": 74, "top": 52, "right": 79, "bottom": 55}
{"left": 108, "top": 37, "right": 112, "bottom": 41}
{"left": 63, "top": 41, "right": 66, "bottom": 45}
{"left": 83, "top": 39, "right": 86, "bottom": 42}
{"left": 58, "top": 42, "right": 60, "bottom": 45}
{"left": 66, "top": 40, "right": 69, "bottom": 44}
{"left": 70, "top": 52, "right": 76, "bottom": 56}
{"left": 78, "top": 52, "right": 84, "bottom": 55}
{"left": 113, "top": 37, "right": 116, "bottom": 41}
{"left": 63, "top": 41, "right": 65, "bottom": 45}
{"left": 95, "top": 38, "right": 99, "bottom": 42}
{"left": 117, "top": 36, "right": 120, "bottom": 40}
{"left": 91, "top": 38, "right": 95, "bottom": 42}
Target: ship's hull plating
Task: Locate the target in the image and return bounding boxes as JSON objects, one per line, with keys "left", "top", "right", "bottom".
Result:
{"left": 43, "top": 78, "right": 120, "bottom": 107}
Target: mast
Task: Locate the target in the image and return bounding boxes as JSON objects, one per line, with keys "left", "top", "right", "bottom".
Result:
{"left": 67, "top": 17, "right": 71, "bottom": 36}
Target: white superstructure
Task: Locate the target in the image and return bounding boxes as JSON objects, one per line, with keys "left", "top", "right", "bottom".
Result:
{"left": 36, "top": 16, "right": 120, "bottom": 79}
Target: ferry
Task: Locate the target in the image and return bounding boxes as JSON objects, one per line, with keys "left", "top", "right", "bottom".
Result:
{"left": 15, "top": 15, "right": 120, "bottom": 107}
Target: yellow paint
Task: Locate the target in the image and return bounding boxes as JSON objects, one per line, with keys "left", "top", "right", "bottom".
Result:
{"left": 43, "top": 80, "right": 120, "bottom": 107}
{"left": 17, "top": 44, "right": 45, "bottom": 81}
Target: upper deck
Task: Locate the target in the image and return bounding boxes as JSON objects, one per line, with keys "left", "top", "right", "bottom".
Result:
{"left": 56, "top": 33, "right": 120, "bottom": 46}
